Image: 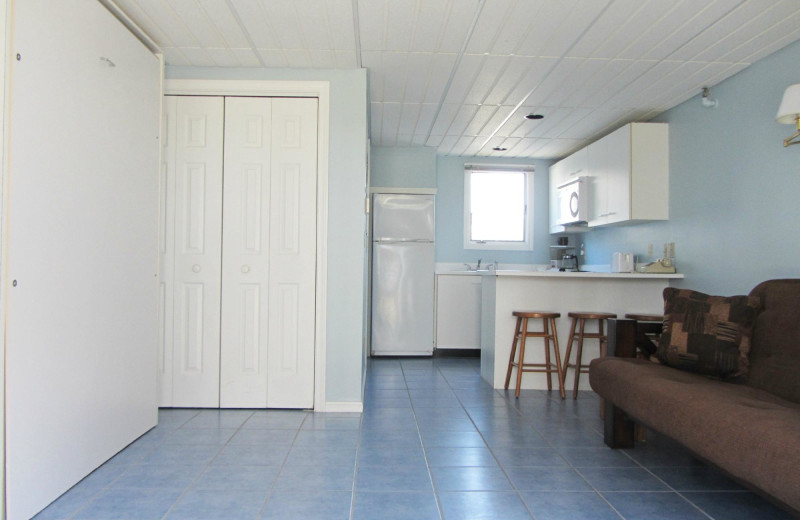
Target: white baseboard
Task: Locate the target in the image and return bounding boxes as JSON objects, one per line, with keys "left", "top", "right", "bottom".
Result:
{"left": 318, "top": 401, "right": 364, "bottom": 413}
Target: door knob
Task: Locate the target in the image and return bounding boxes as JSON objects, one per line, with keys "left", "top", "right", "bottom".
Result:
{"left": 192, "top": 264, "right": 201, "bottom": 273}
{"left": 241, "top": 265, "right": 250, "bottom": 273}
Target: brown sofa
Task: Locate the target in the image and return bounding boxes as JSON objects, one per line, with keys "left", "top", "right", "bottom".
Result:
{"left": 590, "top": 279, "right": 800, "bottom": 516}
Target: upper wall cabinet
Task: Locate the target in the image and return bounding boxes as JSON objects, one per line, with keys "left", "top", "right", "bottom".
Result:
{"left": 588, "top": 123, "right": 669, "bottom": 227}
{"left": 549, "top": 122, "right": 668, "bottom": 233}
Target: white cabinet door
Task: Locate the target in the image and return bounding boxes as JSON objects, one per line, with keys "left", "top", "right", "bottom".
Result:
{"left": 604, "top": 125, "right": 631, "bottom": 225}
{"left": 169, "top": 96, "right": 224, "bottom": 408}
{"left": 266, "top": 98, "right": 319, "bottom": 408}
{"left": 436, "top": 275, "right": 481, "bottom": 349}
{"left": 549, "top": 159, "right": 567, "bottom": 234}
{"left": 219, "top": 98, "right": 273, "bottom": 408}
{"left": 587, "top": 139, "right": 608, "bottom": 226}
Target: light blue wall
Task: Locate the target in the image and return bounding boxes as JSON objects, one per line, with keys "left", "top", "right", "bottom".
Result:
{"left": 165, "top": 66, "right": 368, "bottom": 404}
{"left": 581, "top": 40, "right": 800, "bottom": 295}
{"left": 371, "top": 146, "right": 436, "bottom": 188}
{"left": 436, "top": 156, "right": 554, "bottom": 265}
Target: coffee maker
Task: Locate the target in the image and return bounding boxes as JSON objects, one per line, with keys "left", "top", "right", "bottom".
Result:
{"left": 560, "top": 253, "right": 579, "bottom": 272}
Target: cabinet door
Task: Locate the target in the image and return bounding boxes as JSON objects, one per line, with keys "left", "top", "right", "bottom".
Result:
{"left": 435, "top": 275, "right": 481, "bottom": 349}
{"left": 586, "top": 140, "right": 607, "bottom": 226}
{"left": 169, "top": 96, "right": 225, "bottom": 407}
{"left": 604, "top": 125, "right": 631, "bottom": 224}
{"left": 219, "top": 97, "right": 273, "bottom": 408}
{"left": 549, "top": 159, "right": 567, "bottom": 234}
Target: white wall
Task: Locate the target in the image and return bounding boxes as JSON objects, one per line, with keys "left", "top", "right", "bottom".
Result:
{"left": 165, "top": 66, "right": 369, "bottom": 406}
{"left": 4, "top": 1, "right": 161, "bottom": 518}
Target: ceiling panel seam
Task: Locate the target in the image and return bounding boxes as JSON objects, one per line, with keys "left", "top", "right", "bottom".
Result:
{"left": 225, "top": 0, "right": 267, "bottom": 67}
{"left": 477, "top": 1, "right": 615, "bottom": 154}
{"left": 352, "top": 0, "right": 363, "bottom": 68}
{"left": 423, "top": 0, "right": 486, "bottom": 145}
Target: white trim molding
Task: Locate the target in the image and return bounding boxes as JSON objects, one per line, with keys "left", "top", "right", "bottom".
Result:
{"left": 322, "top": 401, "right": 364, "bottom": 413}
{"left": 163, "top": 79, "right": 330, "bottom": 412}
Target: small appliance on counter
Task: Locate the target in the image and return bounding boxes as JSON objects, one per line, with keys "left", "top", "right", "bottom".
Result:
{"left": 636, "top": 258, "right": 677, "bottom": 274}
{"left": 560, "top": 253, "right": 579, "bottom": 272}
{"left": 611, "top": 252, "right": 634, "bottom": 273}
{"left": 636, "top": 242, "right": 677, "bottom": 273}
{"left": 549, "top": 237, "right": 578, "bottom": 270}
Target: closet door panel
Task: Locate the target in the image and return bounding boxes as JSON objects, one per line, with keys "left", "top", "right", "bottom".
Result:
{"left": 159, "top": 97, "right": 177, "bottom": 407}
{"left": 171, "top": 96, "right": 224, "bottom": 408}
{"left": 267, "top": 98, "right": 318, "bottom": 409}
{"left": 220, "top": 97, "right": 272, "bottom": 408}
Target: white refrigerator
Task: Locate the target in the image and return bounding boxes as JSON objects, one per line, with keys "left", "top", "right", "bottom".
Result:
{"left": 371, "top": 194, "right": 435, "bottom": 356}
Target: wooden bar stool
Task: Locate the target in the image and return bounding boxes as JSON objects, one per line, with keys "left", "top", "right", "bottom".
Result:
{"left": 562, "top": 312, "right": 617, "bottom": 399}
{"left": 504, "top": 311, "right": 565, "bottom": 399}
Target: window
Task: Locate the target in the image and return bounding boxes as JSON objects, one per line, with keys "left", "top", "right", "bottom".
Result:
{"left": 464, "top": 166, "right": 534, "bottom": 251}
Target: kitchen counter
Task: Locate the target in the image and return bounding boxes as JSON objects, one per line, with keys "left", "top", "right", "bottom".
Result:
{"left": 447, "top": 269, "right": 682, "bottom": 279}
{"left": 480, "top": 271, "right": 680, "bottom": 392}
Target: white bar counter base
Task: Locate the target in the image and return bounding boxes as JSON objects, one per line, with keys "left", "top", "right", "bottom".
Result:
{"left": 480, "top": 270, "right": 683, "bottom": 392}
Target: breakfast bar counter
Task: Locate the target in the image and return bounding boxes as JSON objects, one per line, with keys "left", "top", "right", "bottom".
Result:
{"left": 480, "top": 270, "right": 683, "bottom": 391}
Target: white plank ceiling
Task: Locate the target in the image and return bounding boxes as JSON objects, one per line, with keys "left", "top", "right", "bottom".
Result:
{"left": 111, "top": 0, "right": 800, "bottom": 159}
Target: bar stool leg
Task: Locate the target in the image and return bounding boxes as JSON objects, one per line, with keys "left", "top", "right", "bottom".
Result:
{"left": 504, "top": 317, "right": 522, "bottom": 390}
{"left": 572, "top": 318, "right": 586, "bottom": 399}
{"left": 598, "top": 319, "right": 606, "bottom": 416}
{"left": 599, "top": 319, "right": 607, "bottom": 358}
{"left": 514, "top": 317, "right": 528, "bottom": 398}
{"left": 543, "top": 318, "right": 552, "bottom": 391}
{"left": 550, "top": 317, "right": 566, "bottom": 399}
{"left": 561, "top": 317, "right": 578, "bottom": 390}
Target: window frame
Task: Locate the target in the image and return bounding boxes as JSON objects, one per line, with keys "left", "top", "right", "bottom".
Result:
{"left": 463, "top": 167, "right": 535, "bottom": 251}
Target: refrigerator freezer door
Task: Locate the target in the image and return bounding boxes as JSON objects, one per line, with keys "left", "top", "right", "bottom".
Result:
{"left": 371, "top": 241, "right": 434, "bottom": 355}
{"left": 373, "top": 194, "right": 435, "bottom": 241}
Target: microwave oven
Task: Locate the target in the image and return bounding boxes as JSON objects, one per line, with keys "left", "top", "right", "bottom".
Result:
{"left": 556, "top": 177, "right": 589, "bottom": 225}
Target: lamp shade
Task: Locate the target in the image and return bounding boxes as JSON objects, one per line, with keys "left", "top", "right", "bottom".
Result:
{"left": 776, "top": 84, "right": 800, "bottom": 124}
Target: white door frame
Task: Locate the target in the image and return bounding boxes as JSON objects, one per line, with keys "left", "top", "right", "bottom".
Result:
{"left": 163, "top": 79, "right": 329, "bottom": 412}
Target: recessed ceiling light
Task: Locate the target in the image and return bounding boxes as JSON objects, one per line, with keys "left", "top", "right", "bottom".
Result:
{"left": 492, "top": 146, "right": 507, "bottom": 151}
{"left": 525, "top": 113, "right": 544, "bottom": 120}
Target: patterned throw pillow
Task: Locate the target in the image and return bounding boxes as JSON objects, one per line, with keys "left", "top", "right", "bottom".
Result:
{"left": 656, "top": 288, "right": 762, "bottom": 380}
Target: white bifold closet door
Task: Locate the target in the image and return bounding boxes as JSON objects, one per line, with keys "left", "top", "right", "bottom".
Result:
{"left": 162, "top": 95, "right": 318, "bottom": 410}
{"left": 164, "top": 96, "right": 225, "bottom": 408}
{"left": 220, "top": 97, "right": 318, "bottom": 408}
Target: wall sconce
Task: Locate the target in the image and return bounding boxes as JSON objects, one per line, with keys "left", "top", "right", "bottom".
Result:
{"left": 776, "top": 84, "right": 800, "bottom": 147}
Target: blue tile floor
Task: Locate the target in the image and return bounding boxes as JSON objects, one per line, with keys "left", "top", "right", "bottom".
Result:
{"left": 34, "top": 357, "right": 794, "bottom": 520}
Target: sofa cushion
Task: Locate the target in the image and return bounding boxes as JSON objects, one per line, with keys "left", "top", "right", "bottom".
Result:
{"left": 656, "top": 288, "right": 761, "bottom": 380}
{"left": 747, "top": 279, "right": 800, "bottom": 404}
{"left": 590, "top": 357, "right": 800, "bottom": 512}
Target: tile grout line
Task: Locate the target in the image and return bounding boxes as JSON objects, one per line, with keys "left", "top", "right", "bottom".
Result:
{"left": 65, "top": 408, "right": 205, "bottom": 520}
{"left": 442, "top": 361, "right": 544, "bottom": 520}
{"left": 348, "top": 405, "right": 365, "bottom": 520}
{"left": 403, "top": 359, "right": 447, "bottom": 520}
{"left": 159, "top": 408, "right": 259, "bottom": 520}
{"left": 255, "top": 410, "right": 308, "bottom": 520}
